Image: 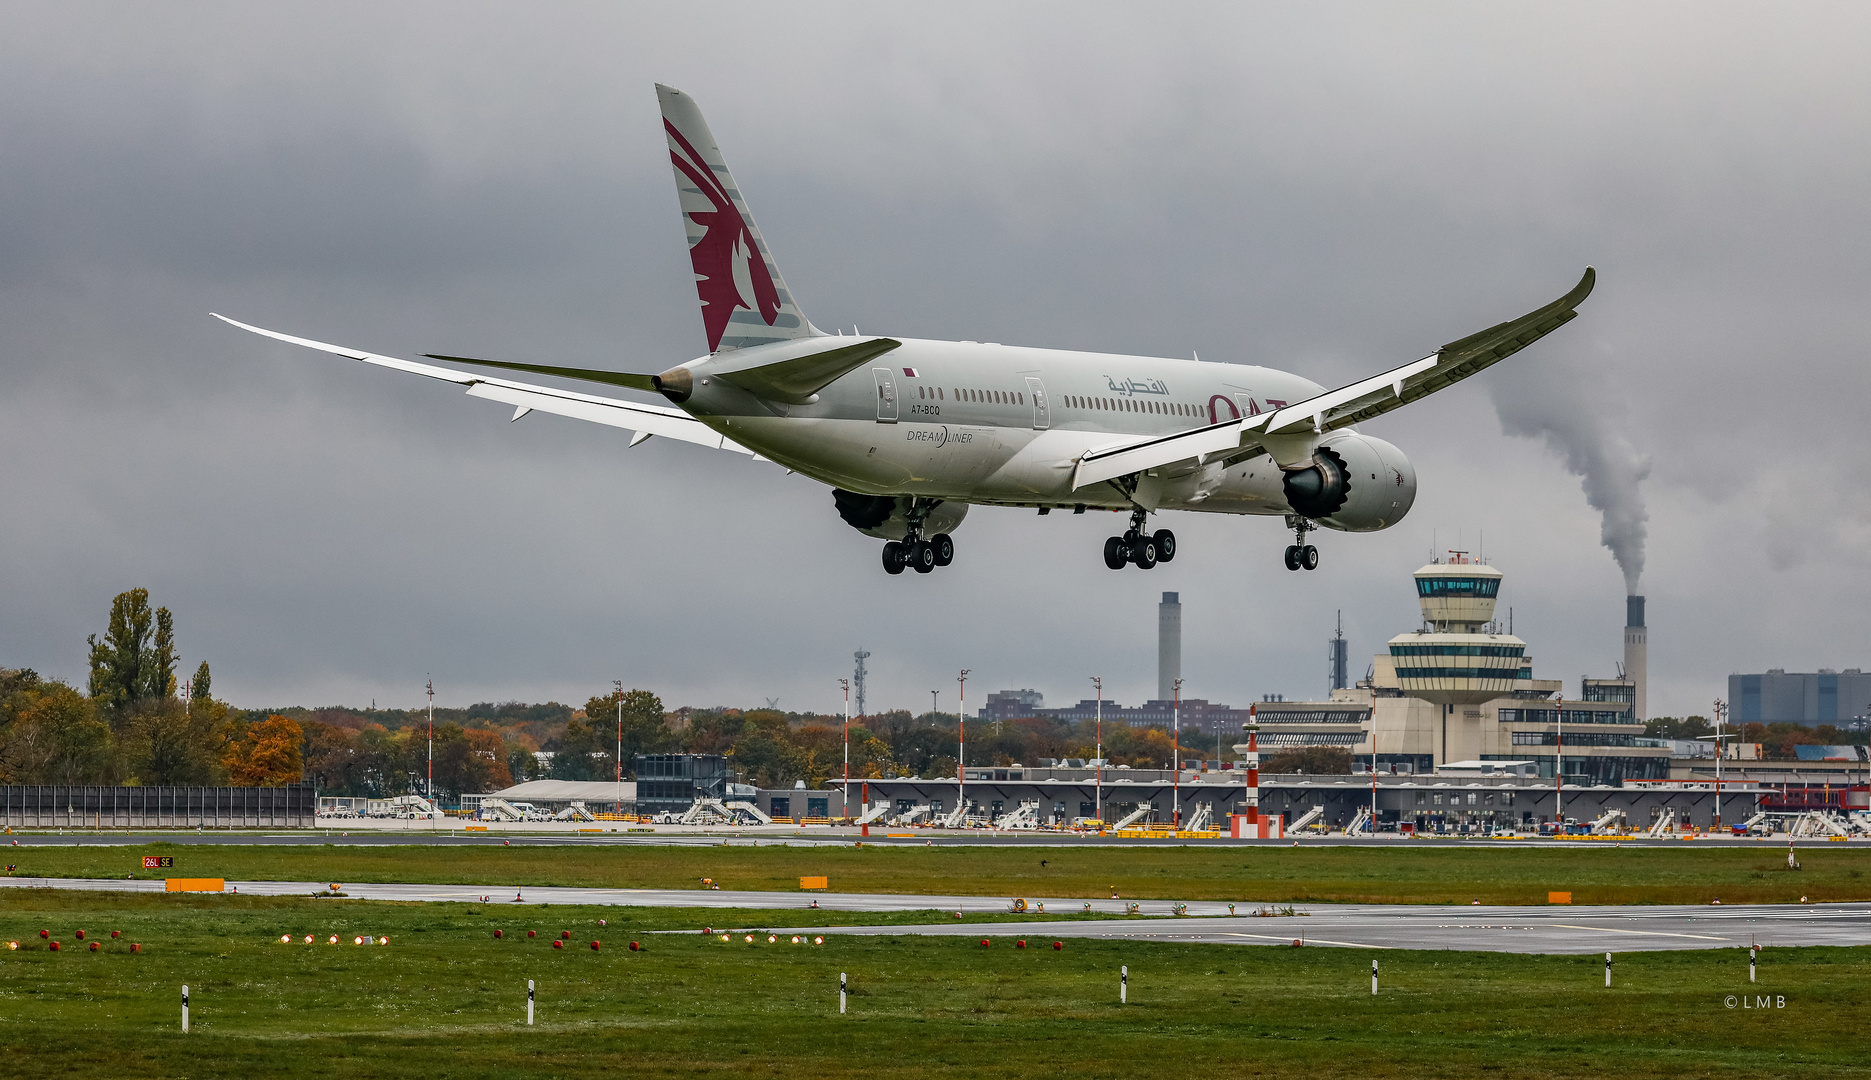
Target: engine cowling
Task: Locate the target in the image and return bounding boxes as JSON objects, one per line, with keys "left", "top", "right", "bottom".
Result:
{"left": 1281, "top": 433, "right": 1416, "bottom": 533}
{"left": 831, "top": 490, "right": 969, "bottom": 540}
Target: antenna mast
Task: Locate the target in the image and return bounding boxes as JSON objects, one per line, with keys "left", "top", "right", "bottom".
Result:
{"left": 853, "top": 649, "right": 871, "bottom": 719}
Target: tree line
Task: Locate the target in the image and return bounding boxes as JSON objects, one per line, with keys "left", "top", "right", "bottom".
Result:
{"left": 1, "top": 589, "right": 300, "bottom": 787}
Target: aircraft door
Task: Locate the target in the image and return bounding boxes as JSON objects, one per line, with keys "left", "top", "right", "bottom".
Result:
{"left": 1025, "top": 377, "right": 1050, "bottom": 430}
{"left": 872, "top": 367, "right": 898, "bottom": 423}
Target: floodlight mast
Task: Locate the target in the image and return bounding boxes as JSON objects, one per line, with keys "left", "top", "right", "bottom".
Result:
{"left": 426, "top": 678, "right": 434, "bottom": 803}
{"left": 957, "top": 670, "right": 970, "bottom": 823}
{"left": 1172, "top": 678, "right": 1183, "bottom": 828}
{"left": 1091, "top": 676, "right": 1103, "bottom": 828}
{"left": 839, "top": 678, "right": 851, "bottom": 816}
{"left": 1554, "top": 694, "right": 1563, "bottom": 827}
{"left": 614, "top": 680, "right": 625, "bottom": 817}
{"left": 1697, "top": 700, "right": 1734, "bottom": 832}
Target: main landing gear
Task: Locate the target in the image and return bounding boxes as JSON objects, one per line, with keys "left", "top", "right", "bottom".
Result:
{"left": 881, "top": 498, "right": 955, "bottom": 575}
{"left": 1104, "top": 507, "right": 1176, "bottom": 571}
{"left": 1283, "top": 515, "right": 1319, "bottom": 572}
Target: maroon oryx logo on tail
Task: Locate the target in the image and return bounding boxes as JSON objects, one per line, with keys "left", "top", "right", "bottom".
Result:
{"left": 666, "top": 120, "right": 781, "bottom": 352}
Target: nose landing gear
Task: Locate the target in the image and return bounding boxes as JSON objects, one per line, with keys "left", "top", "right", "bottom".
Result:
{"left": 1103, "top": 507, "right": 1176, "bottom": 571}
{"left": 1283, "top": 515, "right": 1319, "bottom": 571}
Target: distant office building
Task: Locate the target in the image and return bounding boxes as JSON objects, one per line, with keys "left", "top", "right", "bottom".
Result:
{"left": 980, "top": 689, "right": 1046, "bottom": 724}
{"left": 633, "top": 754, "right": 727, "bottom": 815}
{"left": 1159, "top": 592, "right": 1182, "bottom": 702}
{"left": 1730, "top": 669, "right": 1871, "bottom": 725}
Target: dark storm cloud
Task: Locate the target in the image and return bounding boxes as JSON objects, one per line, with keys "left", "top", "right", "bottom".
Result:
{"left": 3, "top": 3, "right": 1869, "bottom": 719}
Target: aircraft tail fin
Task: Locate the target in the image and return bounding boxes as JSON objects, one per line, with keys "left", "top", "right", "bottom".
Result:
{"left": 657, "top": 84, "right": 820, "bottom": 354}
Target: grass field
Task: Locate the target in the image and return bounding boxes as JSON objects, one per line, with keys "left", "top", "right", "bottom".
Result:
{"left": 8, "top": 839, "right": 1870, "bottom": 905}
{"left": 0, "top": 889, "right": 1861, "bottom": 1079}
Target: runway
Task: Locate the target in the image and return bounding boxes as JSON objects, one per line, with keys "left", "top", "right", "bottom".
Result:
{"left": 3, "top": 875, "right": 1866, "bottom": 953}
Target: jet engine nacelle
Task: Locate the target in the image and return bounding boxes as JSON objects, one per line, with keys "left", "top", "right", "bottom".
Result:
{"left": 1280, "top": 432, "right": 1416, "bottom": 533}
{"left": 832, "top": 490, "right": 970, "bottom": 540}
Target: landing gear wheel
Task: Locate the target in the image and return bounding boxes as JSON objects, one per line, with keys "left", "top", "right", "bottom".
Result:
{"left": 1153, "top": 529, "right": 1176, "bottom": 563}
{"left": 883, "top": 541, "right": 906, "bottom": 575}
{"left": 1132, "top": 537, "right": 1158, "bottom": 569}
{"left": 1103, "top": 536, "right": 1128, "bottom": 570}
{"left": 1301, "top": 544, "right": 1319, "bottom": 571}
{"left": 908, "top": 541, "right": 937, "bottom": 574}
{"left": 930, "top": 533, "right": 954, "bottom": 567}
{"left": 1283, "top": 545, "right": 1302, "bottom": 572}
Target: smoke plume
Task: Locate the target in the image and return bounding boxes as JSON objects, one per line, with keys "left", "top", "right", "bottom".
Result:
{"left": 1489, "top": 359, "right": 1650, "bottom": 592}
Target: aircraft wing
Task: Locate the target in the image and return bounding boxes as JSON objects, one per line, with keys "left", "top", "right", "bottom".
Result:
{"left": 212, "top": 314, "right": 754, "bottom": 455}
{"left": 1072, "top": 267, "right": 1595, "bottom": 490}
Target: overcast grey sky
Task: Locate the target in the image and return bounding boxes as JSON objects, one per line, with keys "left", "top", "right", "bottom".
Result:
{"left": 3, "top": 3, "right": 1868, "bottom": 720}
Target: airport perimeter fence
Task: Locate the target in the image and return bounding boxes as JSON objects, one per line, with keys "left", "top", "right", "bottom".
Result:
{"left": 0, "top": 783, "right": 316, "bottom": 829}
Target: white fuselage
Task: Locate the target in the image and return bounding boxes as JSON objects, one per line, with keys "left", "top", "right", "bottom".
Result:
{"left": 677, "top": 337, "right": 1337, "bottom": 515}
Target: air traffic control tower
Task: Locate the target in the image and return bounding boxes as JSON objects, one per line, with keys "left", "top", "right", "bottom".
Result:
{"left": 1389, "top": 556, "right": 1526, "bottom": 756}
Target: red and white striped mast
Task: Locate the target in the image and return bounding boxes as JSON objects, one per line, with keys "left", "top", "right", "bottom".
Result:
{"left": 1243, "top": 705, "right": 1260, "bottom": 834}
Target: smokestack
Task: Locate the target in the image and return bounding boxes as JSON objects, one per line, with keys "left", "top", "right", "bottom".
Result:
{"left": 1158, "top": 592, "right": 1181, "bottom": 702}
{"left": 1624, "top": 595, "right": 1646, "bottom": 721}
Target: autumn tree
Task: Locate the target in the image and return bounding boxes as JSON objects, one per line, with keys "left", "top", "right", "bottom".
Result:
{"left": 3, "top": 680, "right": 114, "bottom": 784}
{"left": 1261, "top": 746, "right": 1354, "bottom": 774}
{"left": 224, "top": 714, "right": 305, "bottom": 786}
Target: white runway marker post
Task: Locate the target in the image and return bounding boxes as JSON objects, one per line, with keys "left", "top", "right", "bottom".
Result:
{"left": 1605, "top": 953, "right": 1612, "bottom": 988}
{"left": 181, "top": 984, "right": 189, "bottom": 1033}
{"left": 1120, "top": 965, "right": 1128, "bottom": 1005}
{"left": 1372, "top": 959, "right": 1378, "bottom": 995}
{"left": 1750, "top": 942, "right": 1758, "bottom": 983}
{"left": 840, "top": 972, "right": 847, "bottom": 1015}
{"left": 527, "top": 979, "right": 535, "bottom": 1026}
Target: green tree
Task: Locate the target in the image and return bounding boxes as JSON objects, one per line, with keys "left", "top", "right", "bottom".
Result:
{"left": 126, "top": 695, "right": 230, "bottom": 785}
{"left": 191, "top": 660, "right": 211, "bottom": 702}
{"left": 578, "top": 689, "right": 670, "bottom": 779}
{"left": 88, "top": 588, "right": 154, "bottom": 719}
{"left": 4, "top": 681, "right": 114, "bottom": 784}
{"left": 548, "top": 716, "right": 608, "bottom": 781}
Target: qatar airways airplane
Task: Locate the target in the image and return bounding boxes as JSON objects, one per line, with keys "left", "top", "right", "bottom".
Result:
{"left": 218, "top": 85, "right": 1593, "bottom": 576}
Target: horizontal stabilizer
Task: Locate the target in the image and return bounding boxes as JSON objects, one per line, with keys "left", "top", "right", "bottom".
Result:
{"left": 711, "top": 336, "right": 902, "bottom": 404}
{"left": 423, "top": 354, "right": 658, "bottom": 393}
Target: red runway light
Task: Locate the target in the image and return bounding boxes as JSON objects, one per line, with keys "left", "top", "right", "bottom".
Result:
{"left": 590, "top": 941, "right": 601, "bottom": 951}
{"left": 980, "top": 939, "right": 990, "bottom": 948}
{"left": 75, "top": 930, "right": 85, "bottom": 940}
{"left": 1052, "top": 941, "right": 1063, "bottom": 950}
{"left": 38, "top": 930, "right": 47, "bottom": 939}
{"left": 560, "top": 931, "right": 570, "bottom": 940}
{"left": 629, "top": 941, "right": 640, "bottom": 952}
{"left": 89, "top": 942, "right": 99, "bottom": 952}
{"left": 552, "top": 940, "right": 563, "bottom": 950}
{"left": 494, "top": 930, "right": 503, "bottom": 938}
{"left": 49, "top": 941, "right": 60, "bottom": 951}
{"left": 1016, "top": 940, "right": 1027, "bottom": 949}
{"left": 110, "top": 930, "right": 120, "bottom": 939}
{"left": 527, "top": 930, "right": 536, "bottom": 938}
{"left": 131, "top": 944, "right": 141, "bottom": 953}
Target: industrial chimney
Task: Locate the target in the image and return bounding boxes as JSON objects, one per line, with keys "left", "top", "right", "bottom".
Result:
{"left": 1624, "top": 595, "right": 1647, "bottom": 721}
{"left": 1158, "top": 592, "right": 1181, "bottom": 702}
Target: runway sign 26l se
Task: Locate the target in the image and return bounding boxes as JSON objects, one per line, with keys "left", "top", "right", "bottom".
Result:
{"left": 142, "top": 856, "right": 173, "bottom": 869}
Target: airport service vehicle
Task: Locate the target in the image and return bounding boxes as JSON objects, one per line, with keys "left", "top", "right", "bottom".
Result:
{"left": 218, "top": 85, "right": 1594, "bottom": 576}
